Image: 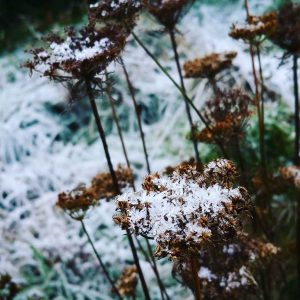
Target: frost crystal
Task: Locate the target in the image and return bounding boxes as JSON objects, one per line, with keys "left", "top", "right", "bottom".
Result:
{"left": 198, "top": 267, "right": 217, "bottom": 282}
{"left": 115, "top": 159, "right": 250, "bottom": 258}
{"left": 24, "top": 25, "right": 127, "bottom": 81}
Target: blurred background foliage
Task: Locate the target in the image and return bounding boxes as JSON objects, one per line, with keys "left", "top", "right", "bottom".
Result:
{"left": 2, "top": 0, "right": 299, "bottom": 55}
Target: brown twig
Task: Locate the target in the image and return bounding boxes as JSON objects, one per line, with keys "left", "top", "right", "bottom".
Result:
{"left": 104, "top": 74, "right": 136, "bottom": 191}
{"left": 120, "top": 58, "right": 152, "bottom": 174}
{"left": 169, "top": 28, "right": 202, "bottom": 167}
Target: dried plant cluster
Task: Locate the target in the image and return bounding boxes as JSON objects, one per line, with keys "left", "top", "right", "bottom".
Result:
{"left": 89, "top": 0, "right": 142, "bottom": 31}
{"left": 115, "top": 266, "right": 138, "bottom": 297}
{"left": 280, "top": 165, "right": 300, "bottom": 190}
{"left": 173, "top": 232, "right": 279, "bottom": 299}
{"left": 193, "top": 89, "right": 255, "bottom": 144}
{"left": 115, "top": 159, "right": 251, "bottom": 259}
{"left": 270, "top": 2, "right": 300, "bottom": 54}
{"left": 183, "top": 52, "right": 237, "bottom": 80}
{"left": 20, "top": 0, "right": 300, "bottom": 299}
{"left": 24, "top": 25, "right": 127, "bottom": 83}
{"left": 143, "top": 0, "right": 195, "bottom": 30}
{"left": 57, "top": 166, "right": 133, "bottom": 219}
{"left": 229, "top": 12, "right": 277, "bottom": 43}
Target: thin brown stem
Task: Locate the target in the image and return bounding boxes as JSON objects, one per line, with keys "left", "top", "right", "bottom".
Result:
{"left": 80, "top": 220, "right": 123, "bottom": 300}
{"left": 293, "top": 54, "right": 300, "bottom": 291}
{"left": 145, "top": 239, "right": 170, "bottom": 300}
{"left": 135, "top": 238, "right": 169, "bottom": 300}
{"left": 256, "top": 45, "right": 265, "bottom": 153}
{"left": 244, "top": 1, "right": 267, "bottom": 179}
{"left": 126, "top": 231, "right": 151, "bottom": 300}
{"left": 131, "top": 31, "right": 229, "bottom": 159}
{"left": 293, "top": 54, "right": 300, "bottom": 165}
{"left": 249, "top": 43, "right": 266, "bottom": 177}
{"left": 86, "top": 80, "right": 151, "bottom": 300}
{"left": 104, "top": 75, "right": 136, "bottom": 191}
{"left": 169, "top": 29, "right": 202, "bottom": 167}
{"left": 120, "top": 58, "right": 151, "bottom": 174}
{"left": 190, "top": 256, "right": 201, "bottom": 300}
{"left": 86, "top": 80, "right": 120, "bottom": 194}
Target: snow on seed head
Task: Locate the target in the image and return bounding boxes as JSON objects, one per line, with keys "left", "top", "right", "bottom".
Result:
{"left": 88, "top": 0, "right": 142, "bottom": 32}
{"left": 143, "top": 0, "right": 195, "bottom": 30}
{"left": 114, "top": 159, "right": 251, "bottom": 259}
{"left": 23, "top": 24, "right": 127, "bottom": 82}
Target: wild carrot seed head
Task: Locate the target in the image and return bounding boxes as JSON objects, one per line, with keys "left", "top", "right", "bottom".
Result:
{"left": 229, "top": 12, "right": 277, "bottom": 44}
{"left": 173, "top": 231, "right": 279, "bottom": 299}
{"left": 183, "top": 52, "right": 237, "bottom": 79}
{"left": 114, "top": 159, "right": 251, "bottom": 259}
{"left": 114, "top": 266, "right": 138, "bottom": 297}
{"left": 192, "top": 89, "right": 255, "bottom": 145}
{"left": 23, "top": 24, "right": 127, "bottom": 82}
{"left": 57, "top": 166, "right": 133, "bottom": 220}
{"left": 269, "top": 2, "right": 300, "bottom": 54}
{"left": 88, "top": 0, "right": 142, "bottom": 33}
{"left": 143, "top": 0, "right": 195, "bottom": 30}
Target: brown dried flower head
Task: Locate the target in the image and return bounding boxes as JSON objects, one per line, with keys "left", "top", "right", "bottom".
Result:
{"left": 269, "top": 2, "right": 300, "bottom": 54}
{"left": 143, "top": 0, "right": 195, "bottom": 30}
{"left": 57, "top": 166, "right": 133, "bottom": 220}
{"left": 23, "top": 24, "right": 127, "bottom": 82}
{"left": 279, "top": 165, "right": 300, "bottom": 189}
{"left": 183, "top": 52, "right": 237, "bottom": 79}
{"left": 89, "top": 0, "right": 142, "bottom": 32}
{"left": 114, "top": 266, "right": 138, "bottom": 297}
{"left": 114, "top": 159, "right": 251, "bottom": 259}
{"left": 194, "top": 89, "right": 255, "bottom": 145}
{"left": 229, "top": 12, "right": 277, "bottom": 43}
{"left": 57, "top": 184, "right": 97, "bottom": 220}
{"left": 173, "top": 231, "right": 279, "bottom": 299}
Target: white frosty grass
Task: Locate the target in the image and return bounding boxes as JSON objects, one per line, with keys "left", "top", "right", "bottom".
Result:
{"left": 0, "top": 0, "right": 292, "bottom": 298}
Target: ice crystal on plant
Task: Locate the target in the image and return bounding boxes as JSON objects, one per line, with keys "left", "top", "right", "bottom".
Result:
{"left": 89, "top": 0, "right": 142, "bottom": 31}
{"left": 23, "top": 25, "right": 127, "bottom": 82}
{"left": 115, "top": 159, "right": 251, "bottom": 258}
{"left": 198, "top": 267, "right": 217, "bottom": 282}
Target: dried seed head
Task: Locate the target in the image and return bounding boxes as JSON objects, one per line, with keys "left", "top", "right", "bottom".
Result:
{"left": 114, "top": 266, "right": 138, "bottom": 297}
{"left": 203, "top": 159, "right": 238, "bottom": 188}
{"left": 23, "top": 24, "right": 127, "bottom": 82}
{"left": 91, "top": 165, "right": 134, "bottom": 199}
{"left": 57, "top": 165, "right": 133, "bottom": 220}
{"left": 269, "top": 3, "right": 300, "bottom": 54}
{"left": 229, "top": 12, "right": 277, "bottom": 43}
{"left": 173, "top": 231, "right": 279, "bottom": 299}
{"left": 114, "top": 159, "right": 251, "bottom": 259}
{"left": 89, "top": 0, "right": 142, "bottom": 32}
{"left": 57, "top": 184, "right": 97, "bottom": 220}
{"left": 183, "top": 52, "right": 237, "bottom": 79}
{"left": 193, "top": 89, "right": 254, "bottom": 145}
{"left": 143, "top": 0, "right": 195, "bottom": 30}
{"left": 279, "top": 165, "right": 300, "bottom": 189}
